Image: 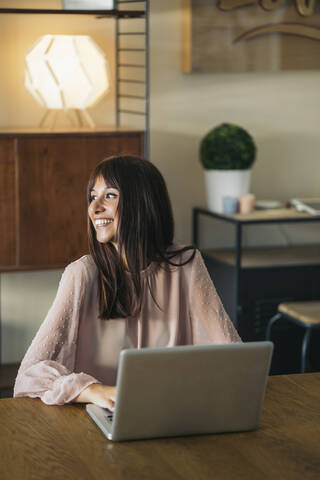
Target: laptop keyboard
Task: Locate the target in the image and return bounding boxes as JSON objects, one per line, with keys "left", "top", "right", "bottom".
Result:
{"left": 104, "top": 410, "right": 113, "bottom": 423}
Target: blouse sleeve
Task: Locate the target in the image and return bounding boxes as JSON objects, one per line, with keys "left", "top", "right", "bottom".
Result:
{"left": 188, "top": 250, "right": 241, "bottom": 344}
{"left": 13, "top": 259, "right": 100, "bottom": 405}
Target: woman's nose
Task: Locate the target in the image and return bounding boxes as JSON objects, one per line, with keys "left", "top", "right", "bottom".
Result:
{"left": 89, "top": 198, "right": 105, "bottom": 215}
{"left": 95, "top": 199, "right": 106, "bottom": 213}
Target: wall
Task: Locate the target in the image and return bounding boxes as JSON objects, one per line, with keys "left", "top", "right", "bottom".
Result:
{"left": 150, "top": 0, "right": 320, "bottom": 246}
{"left": 1, "top": 269, "right": 62, "bottom": 363}
{"left": 1, "top": 0, "right": 320, "bottom": 362}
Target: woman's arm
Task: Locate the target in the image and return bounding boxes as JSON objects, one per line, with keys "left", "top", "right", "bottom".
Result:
{"left": 188, "top": 250, "right": 242, "bottom": 344}
{"left": 14, "top": 259, "right": 100, "bottom": 405}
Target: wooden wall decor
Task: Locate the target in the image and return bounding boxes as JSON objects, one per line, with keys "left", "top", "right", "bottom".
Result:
{"left": 0, "top": 129, "right": 144, "bottom": 271}
{"left": 182, "top": 0, "right": 320, "bottom": 73}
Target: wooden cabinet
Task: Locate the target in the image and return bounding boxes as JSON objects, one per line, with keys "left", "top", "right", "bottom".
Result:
{"left": 0, "top": 129, "right": 144, "bottom": 271}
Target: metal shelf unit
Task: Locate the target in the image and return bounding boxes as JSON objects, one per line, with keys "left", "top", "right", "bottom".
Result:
{"left": 115, "top": 0, "right": 150, "bottom": 158}
{"left": 193, "top": 207, "right": 320, "bottom": 338}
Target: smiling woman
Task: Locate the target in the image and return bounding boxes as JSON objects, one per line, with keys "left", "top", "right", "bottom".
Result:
{"left": 13, "top": 155, "right": 241, "bottom": 410}
{"left": 88, "top": 177, "right": 119, "bottom": 245}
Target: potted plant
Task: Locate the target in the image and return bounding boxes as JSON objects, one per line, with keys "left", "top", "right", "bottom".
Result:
{"left": 200, "top": 123, "right": 257, "bottom": 212}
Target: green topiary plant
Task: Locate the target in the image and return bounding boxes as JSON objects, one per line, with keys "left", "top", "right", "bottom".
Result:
{"left": 200, "top": 123, "right": 256, "bottom": 170}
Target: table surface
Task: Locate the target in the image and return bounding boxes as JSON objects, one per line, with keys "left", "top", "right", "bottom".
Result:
{"left": 196, "top": 206, "right": 320, "bottom": 223}
{"left": 232, "top": 207, "right": 320, "bottom": 222}
{"left": 0, "top": 373, "right": 319, "bottom": 480}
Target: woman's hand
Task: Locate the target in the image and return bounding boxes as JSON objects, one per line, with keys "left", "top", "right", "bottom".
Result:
{"left": 74, "top": 383, "right": 116, "bottom": 410}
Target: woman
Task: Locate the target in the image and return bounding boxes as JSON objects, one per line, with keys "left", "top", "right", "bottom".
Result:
{"left": 14, "top": 155, "right": 241, "bottom": 409}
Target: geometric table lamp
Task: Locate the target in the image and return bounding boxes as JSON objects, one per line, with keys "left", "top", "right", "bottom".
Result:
{"left": 25, "top": 35, "right": 110, "bottom": 128}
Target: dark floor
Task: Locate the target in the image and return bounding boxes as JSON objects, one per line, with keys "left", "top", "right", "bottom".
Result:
{"left": 0, "top": 388, "right": 13, "bottom": 398}
{"left": 0, "top": 363, "right": 19, "bottom": 398}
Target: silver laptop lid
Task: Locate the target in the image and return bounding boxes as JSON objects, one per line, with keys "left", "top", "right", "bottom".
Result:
{"left": 87, "top": 342, "right": 273, "bottom": 441}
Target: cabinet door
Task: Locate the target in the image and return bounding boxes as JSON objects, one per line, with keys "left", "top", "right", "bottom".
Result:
{"left": 0, "top": 138, "right": 16, "bottom": 266}
{"left": 16, "top": 133, "right": 143, "bottom": 267}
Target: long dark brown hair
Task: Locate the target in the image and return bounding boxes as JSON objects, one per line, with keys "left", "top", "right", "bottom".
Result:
{"left": 87, "top": 155, "right": 195, "bottom": 320}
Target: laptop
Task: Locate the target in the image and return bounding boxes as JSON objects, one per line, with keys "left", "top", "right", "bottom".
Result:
{"left": 86, "top": 341, "right": 273, "bottom": 442}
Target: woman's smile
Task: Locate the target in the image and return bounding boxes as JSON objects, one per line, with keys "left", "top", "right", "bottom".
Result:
{"left": 95, "top": 218, "right": 114, "bottom": 227}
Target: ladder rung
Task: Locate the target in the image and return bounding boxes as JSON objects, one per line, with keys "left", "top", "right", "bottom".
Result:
{"left": 118, "top": 48, "right": 146, "bottom": 52}
{"left": 119, "top": 94, "right": 145, "bottom": 99}
{"left": 119, "top": 79, "right": 146, "bottom": 84}
{"left": 116, "top": 12, "right": 146, "bottom": 19}
{"left": 118, "top": 63, "right": 145, "bottom": 68}
{"left": 119, "top": 109, "right": 146, "bottom": 116}
{"left": 118, "top": 32, "right": 146, "bottom": 36}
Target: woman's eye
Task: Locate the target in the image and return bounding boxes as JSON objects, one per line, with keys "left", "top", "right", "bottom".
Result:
{"left": 106, "top": 192, "right": 117, "bottom": 199}
{"left": 90, "top": 191, "right": 118, "bottom": 202}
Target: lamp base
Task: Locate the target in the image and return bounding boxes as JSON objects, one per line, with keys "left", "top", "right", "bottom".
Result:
{"left": 39, "top": 109, "right": 95, "bottom": 129}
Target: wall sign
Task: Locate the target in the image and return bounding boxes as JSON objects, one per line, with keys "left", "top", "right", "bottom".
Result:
{"left": 182, "top": 0, "right": 320, "bottom": 72}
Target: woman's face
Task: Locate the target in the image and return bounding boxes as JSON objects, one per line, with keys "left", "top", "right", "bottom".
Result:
{"left": 88, "top": 175, "right": 120, "bottom": 245}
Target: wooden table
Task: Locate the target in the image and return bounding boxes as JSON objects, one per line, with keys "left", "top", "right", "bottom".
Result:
{"left": 0, "top": 373, "right": 319, "bottom": 480}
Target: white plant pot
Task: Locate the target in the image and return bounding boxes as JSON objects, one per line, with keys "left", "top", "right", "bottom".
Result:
{"left": 204, "top": 169, "right": 252, "bottom": 213}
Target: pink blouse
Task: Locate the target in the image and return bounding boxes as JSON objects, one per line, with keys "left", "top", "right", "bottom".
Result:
{"left": 14, "top": 248, "right": 241, "bottom": 405}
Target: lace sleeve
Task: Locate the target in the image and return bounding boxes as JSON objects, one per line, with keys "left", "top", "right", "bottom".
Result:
{"left": 13, "top": 259, "right": 100, "bottom": 405}
{"left": 189, "top": 250, "right": 241, "bottom": 344}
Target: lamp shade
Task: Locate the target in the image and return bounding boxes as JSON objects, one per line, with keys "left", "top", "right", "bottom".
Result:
{"left": 25, "top": 35, "right": 110, "bottom": 110}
